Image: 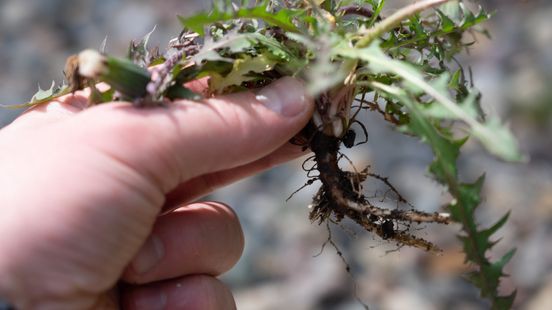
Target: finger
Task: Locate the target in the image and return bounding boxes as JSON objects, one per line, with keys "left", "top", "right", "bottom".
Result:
{"left": 121, "top": 275, "right": 235, "bottom": 310}
{"left": 11, "top": 77, "right": 207, "bottom": 130}
{"left": 123, "top": 202, "right": 244, "bottom": 284}
{"left": 66, "top": 77, "right": 313, "bottom": 193}
{"left": 7, "top": 91, "right": 88, "bottom": 130}
{"left": 9, "top": 84, "right": 109, "bottom": 130}
{"left": 162, "top": 142, "right": 309, "bottom": 211}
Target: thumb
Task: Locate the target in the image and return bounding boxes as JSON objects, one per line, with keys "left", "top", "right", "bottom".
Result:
{"left": 70, "top": 77, "right": 314, "bottom": 193}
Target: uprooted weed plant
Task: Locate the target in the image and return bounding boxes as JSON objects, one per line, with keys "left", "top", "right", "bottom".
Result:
{"left": 2, "top": 0, "right": 523, "bottom": 308}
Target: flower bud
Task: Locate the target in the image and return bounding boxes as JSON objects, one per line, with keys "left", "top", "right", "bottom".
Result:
{"left": 78, "top": 49, "right": 108, "bottom": 78}
{"left": 78, "top": 49, "right": 151, "bottom": 99}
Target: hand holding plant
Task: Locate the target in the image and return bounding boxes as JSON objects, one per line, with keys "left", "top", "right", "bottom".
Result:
{"left": 0, "top": 78, "right": 313, "bottom": 309}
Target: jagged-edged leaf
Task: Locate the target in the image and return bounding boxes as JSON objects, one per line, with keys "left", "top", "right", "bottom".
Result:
{"left": 496, "top": 248, "right": 516, "bottom": 271}
{"left": 128, "top": 26, "right": 157, "bottom": 67}
{"left": 254, "top": 34, "right": 292, "bottom": 61}
{"left": 210, "top": 53, "right": 276, "bottom": 92}
{"left": 460, "top": 3, "right": 491, "bottom": 30}
{"left": 472, "top": 248, "right": 516, "bottom": 298}
{"left": 437, "top": 9, "right": 455, "bottom": 33}
{"left": 335, "top": 41, "right": 523, "bottom": 162}
{"left": 471, "top": 117, "right": 524, "bottom": 162}
{"left": 464, "top": 249, "right": 515, "bottom": 301}
{"left": 1, "top": 81, "right": 70, "bottom": 109}
{"left": 371, "top": 78, "right": 514, "bottom": 306}
{"left": 480, "top": 212, "right": 511, "bottom": 240}
{"left": 450, "top": 176, "right": 485, "bottom": 221}
{"left": 32, "top": 81, "right": 58, "bottom": 101}
{"left": 494, "top": 292, "right": 517, "bottom": 310}
{"left": 368, "top": 81, "right": 460, "bottom": 183}
{"left": 421, "top": 92, "right": 479, "bottom": 120}
{"left": 178, "top": 1, "right": 300, "bottom": 36}
{"left": 193, "top": 31, "right": 261, "bottom": 64}
{"left": 428, "top": 137, "right": 466, "bottom": 183}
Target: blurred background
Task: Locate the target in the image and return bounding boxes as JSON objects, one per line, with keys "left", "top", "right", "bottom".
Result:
{"left": 1, "top": 0, "right": 551, "bottom": 309}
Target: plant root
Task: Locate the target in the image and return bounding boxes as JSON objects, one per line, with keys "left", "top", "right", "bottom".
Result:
{"left": 306, "top": 124, "right": 449, "bottom": 253}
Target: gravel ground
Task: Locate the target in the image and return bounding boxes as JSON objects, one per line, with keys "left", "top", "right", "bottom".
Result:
{"left": 1, "top": 1, "right": 551, "bottom": 309}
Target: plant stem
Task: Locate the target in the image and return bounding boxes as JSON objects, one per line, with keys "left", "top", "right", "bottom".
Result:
{"left": 356, "top": 0, "right": 450, "bottom": 48}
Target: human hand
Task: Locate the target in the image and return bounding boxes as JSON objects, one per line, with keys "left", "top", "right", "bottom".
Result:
{"left": 0, "top": 77, "right": 313, "bottom": 309}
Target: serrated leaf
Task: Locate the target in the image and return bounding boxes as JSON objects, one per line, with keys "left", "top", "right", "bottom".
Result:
{"left": 369, "top": 81, "right": 460, "bottom": 183}
{"left": 335, "top": 41, "right": 523, "bottom": 162}
{"left": 471, "top": 117, "right": 524, "bottom": 162}
{"left": 457, "top": 176, "right": 485, "bottom": 215}
{"left": 128, "top": 26, "right": 157, "bottom": 68}
{"left": 210, "top": 53, "right": 276, "bottom": 92}
{"left": 178, "top": 1, "right": 300, "bottom": 36}
{"left": 32, "top": 81, "right": 58, "bottom": 101}
{"left": 193, "top": 31, "right": 262, "bottom": 64}
{"left": 459, "top": 3, "right": 491, "bottom": 30}
{"left": 1, "top": 81, "right": 71, "bottom": 109}
{"left": 422, "top": 91, "right": 480, "bottom": 120}
{"left": 496, "top": 248, "right": 516, "bottom": 271}
{"left": 480, "top": 212, "right": 510, "bottom": 240}
{"left": 437, "top": 9, "right": 456, "bottom": 33}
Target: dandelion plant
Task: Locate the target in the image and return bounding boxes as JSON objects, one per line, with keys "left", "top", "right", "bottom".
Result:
{"left": 2, "top": 0, "right": 523, "bottom": 308}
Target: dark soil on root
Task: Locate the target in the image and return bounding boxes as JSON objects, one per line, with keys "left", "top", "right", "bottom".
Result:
{"left": 303, "top": 122, "right": 449, "bottom": 252}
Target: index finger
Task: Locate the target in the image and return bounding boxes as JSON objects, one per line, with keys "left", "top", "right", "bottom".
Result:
{"left": 65, "top": 77, "right": 313, "bottom": 193}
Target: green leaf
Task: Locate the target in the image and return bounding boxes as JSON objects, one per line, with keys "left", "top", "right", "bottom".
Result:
{"left": 493, "top": 292, "right": 517, "bottom": 310}
{"left": 460, "top": 4, "right": 491, "bottom": 30}
{"left": 480, "top": 212, "right": 511, "bottom": 240}
{"left": 209, "top": 53, "right": 276, "bottom": 92}
{"left": 193, "top": 31, "right": 264, "bottom": 64}
{"left": 128, "top": 26, "right": 157, "bottom": 67}
{"left": 165, "top": 85, "right": 202, "bottom": 101}
{"left": 32, "top": 81, "right": 58, "bottom": 101}
{"left": 178, "top": 1, "right": 301, "bottom": 36}
{"left": 471, "top": 117, "right": 525, "bottom": 162}
{"left": 439, "top": 0, "right": 461, "bottom": 22}
{"left": 368, "top": 0, "right": 385, "bottom": 27}
{"left": 437, "top": 9, "right": 455, "bottom": 33}
{"left": 335, "top": 41, "right": 524, "bottom": 162}
{"left": 421, "top": 90, "right": 480, "bottom": 120}
{"left": 368, "top": 81, "right": 460, "bottom": 183}
{"left": 496, "top": 248, "right": 516, "bottom": 271}
{"left": 88, "top": 85, "right": 115, "bottom": 105}
{"left": 1, "top": 81, "right": 70, "bottom": 109}
{"left": 372, "top": 76, "right": 514, "bottom": 307}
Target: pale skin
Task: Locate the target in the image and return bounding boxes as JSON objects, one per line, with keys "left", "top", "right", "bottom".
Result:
{"left": 0, "top": 77, "right": 313, "bottom": 309}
